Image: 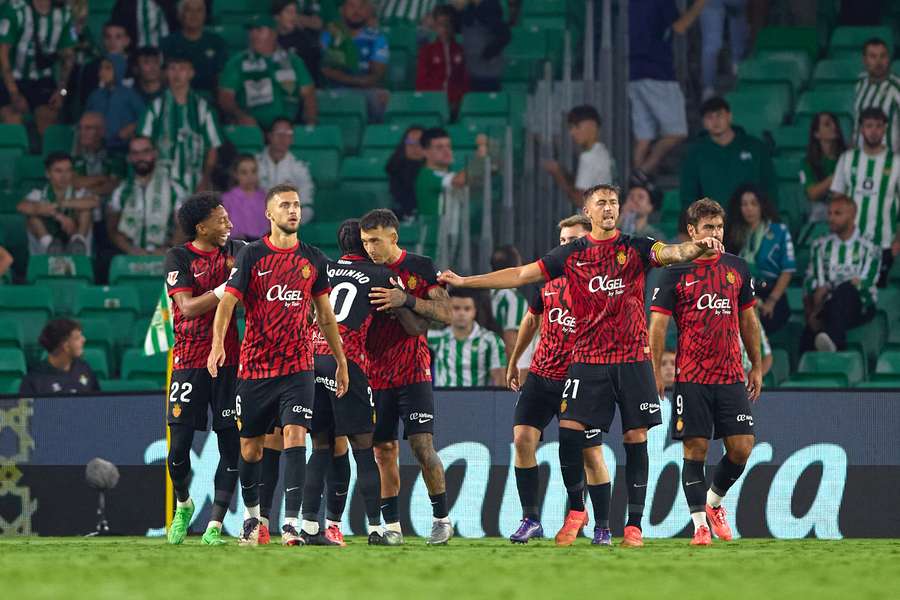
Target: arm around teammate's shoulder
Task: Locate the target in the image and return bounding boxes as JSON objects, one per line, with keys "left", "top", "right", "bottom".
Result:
{"left": 656, "top": 237, "right": 724, "bottom": 265}
{"left": 438, "top": 261, "right": 546, "bottom": 289}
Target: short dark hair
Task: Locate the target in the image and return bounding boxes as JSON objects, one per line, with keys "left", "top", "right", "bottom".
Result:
{"left": 420, "top": 127, "right": 450, "bottom": 149}
{"left": 44, "top": 151, "right": 72, "bottom": 170}
{"left": 231, "top": 153, "right": 257, "bottom": 172}
{"left": 164, "top": 51, "right": 192, "bottom": 67}
{"left": 558, "top": 214, "right": 592, "bottom": 231}
{"left": 265, "top": 183, "right": 300, "bottom": 204}
{"left": 134, "top": 46, "right": 161, "bottom": 60}
{"left": 862, "top": 37, "right": 889, "bottom": 54}
{"left": 39, "top": 318, "right": 81, "bottom": 354}
{"left": 490, "top": 244, "right": 522, "bottom": 270}
{"left": 178, "top": 191, "right": 223, "bottom": 237}
{"left": 267, "top": 117, "right": 293, "bottom": 135}
{"left": 338, "top": 219, "right": 364, "bottom": 255}
{"left": 859, "top": 106, "right": 888, "bottom": 125}
{"left": 567, "top": 104, "right": 601, "bottom": 127}
{"left": 433, "top": 3, "right": 456, "bottom": 20}
{"left": 103, "top": 20, "right": 128, "bottom": 33}
{"left": 685, "top": 197, "right": 726, "bottom": 228}
{"left": 582, "top": 183, "right": 620, "bottom": 206}
{"left": 360, "top": 208, "right": 400, "bottom": 231}
{"left": 449, "top": 287, "right": 479, "bottom": 301}
{"left": 271, "top": 0, "right": 294, "bottom": 15}
{"left": 700, "top": 96, "right": 730, "bottom": 116}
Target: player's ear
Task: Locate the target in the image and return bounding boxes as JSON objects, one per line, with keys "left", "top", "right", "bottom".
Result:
{"left": 391, "top": 229, "right": 399, "bottom": 244}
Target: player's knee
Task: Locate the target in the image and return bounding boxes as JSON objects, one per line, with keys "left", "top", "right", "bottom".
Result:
{"left": 682, "top": 437, "right": 708, "bottom": 461}
{"left": 311, "top": 432, "right": 332, "bottom": 450}
{"left": 240, "top": 439, "right": 264, "bottom": 463}
{"left": 582, "top": 446, "right": 607, "bottom": 472}
{"left": 333, "top": 436, "right": 350, "bottom": 455}
{"left": 622, "top": 428, "right": 648, "bottom": 444}
{"left": 349, "top": 433, "right": 374, "bottom": 450}
{"left": 513, "top": 431, "right": 538, "bottom": 462}
{"left": 374, "top": 441, "right": 398, "bottom": 464}
{"left": 282, "top": 425, "right": 307, "bottom": 447}
{"left": 409, "top": 434, "right": 439, "bottom": 467}
{"left": 727, "top": 439, "right": 754, "bottom": 465}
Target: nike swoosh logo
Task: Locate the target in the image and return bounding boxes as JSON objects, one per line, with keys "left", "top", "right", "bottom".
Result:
{"left": 285, "top": 486, "right": 300, "bottom": 492}
{"left": 380, "top": 504, "right": 389, "bottom": 509}
{"left": 172, "top": 460, "right": 185, "bottom": 467}
{"left": 685, "top": 480, "right": 703, "bottom": 486}
{"left": 418, "top": 418, "right": 432, "bottom": 424}
{"left": 685, "top": 280, "right": 699, "bottom": 287}
{"left": 335, "top": 491, "right": 348, "bottom": 496}
{"left": 258, "top": 269, "right": 273, "bottom": 276}
{"left": 193, "top": 271, "right": 207, "bottom": 278}
{"left": 584, "top": 432, "right": 600, "bottom": 439}
{"left": 576, "top": 261, "right": 591, "bottom": 267}
{"left": 544, "top": 291, "right": 558, "bottom": 296}
{"left": 633, "top": 483, "right": 647, "bottom": 488}
{"left": 649, "top": 407, "right": 659, "bottom": 414}
{"left": 226, "top": 468, "right": 238, "bottom": 472}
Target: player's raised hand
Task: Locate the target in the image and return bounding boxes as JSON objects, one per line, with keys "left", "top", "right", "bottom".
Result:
{"left": 437, "top": 269, "right": 465, "bottom": 287}
{"left": 696, "top": 236, "right": 724, "bottom": 253}
{"left": 746, "top": 366, "right": 762, "bottom": 403}
{"left": 334, "top": 360, "right": 349, "bottom": 398}
{"left": 207, "top": 344, "right": 226, "bottom": 378}
{"left": 506, "top": 363, "right": 520, "bottom": 391}
{"left": 370, "top": 286, "right": 407, "bottom": 312}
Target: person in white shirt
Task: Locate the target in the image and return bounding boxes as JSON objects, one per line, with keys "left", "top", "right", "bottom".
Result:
{"left": 542, "top": 105, "right": 614, "bottom": 206}
{"left": 255, "top": 117, "right": 315, "bottom": 222}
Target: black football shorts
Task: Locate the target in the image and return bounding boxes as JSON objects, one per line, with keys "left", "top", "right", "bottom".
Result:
{"left": 671, "top": 381, "right": 754, "bottom": 440}
{"left": 167, "top": 366, "right": 238, "bottom": 431}
{"left": 560, "top": 361, "right": 662, "bottom": 433}
{"left": 310, "top": 355, "right": 376, "bottom": 436}
{"left": 234, "top": 371, "right": 315, "bottom": 438}
{"left": 373, "top": 382, "right": 435, "bottom": 442}
{"left": 514, "top": 373, "right": 604, "bottom": 446}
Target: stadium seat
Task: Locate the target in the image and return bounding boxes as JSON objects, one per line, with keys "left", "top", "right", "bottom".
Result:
{"left": 99, "top": 378, "right": 159, "bottom": 392}
{"left": 224, "top": 125, "right": 264, "bottom": 153}
{"left": 209, "top": 24, "right": 245, "bottom": 52}
{"left": 42, "top": 124, "right": 74, "bottom": 156}
{"left": 317, "top": 91, "right": 367, "bottom": 126}
{"left": 771, "top": 125, "right": 809, "bottom": 154}
{"left": 0, "top": 347, "right": 27, "bottom": 387}
{"left": 847, "top": 311, "right": 888, "bottom": 368}
{"left": 26, "top": 255, "right": 94, "bottom": 316}
{"left": 726, "top": 86, "right": 791, "bottom": 136}
{"left": 82, "top": 347, "right": 110, "bottom": 379}
{"left": 501, "top": 57, "right": 540, "bottom": 88}
{"left": 78, "top": 317, "right": 114, "bottom": 358}
{"left": 120, "top": 348, "right": 166, "bottom": 385}
{"left": 319, "top": 117, "right": 364, "bottom": 155}
{"left": 301, "top": 150, "right": 341, "bottom": 190}
{"left": 0, "top": 124, "right": 29, "bottom": 152}
{"left": 507, "top": 26, "right": 549, "bottom": 63}
{"left": 765, "top": 347, "right": 790, "bottom": 387}
{"left": 754, "top": 27, "right": 819, "bottom": 62}
{"left": 0, "top": 285, "right": 53, "bottom": 362}
{"left": 385, "top": 92, "right": 450, "bottom": 126}
{"left": 828, "top": 26, "right": 894, "bottom": 58}
{"left": 0, "top": 378, "right": 20, "bottom": 394}
{"left": 313, "top": 189, "right": 379, "bottom": 222}
{"left": 0, "top": 318, "right": 24, "bottom": 349}
{"left": 303, "top": 221, "right": 342, "bottom": 247}
{"left": 855, "top": 376, "right": 900, "bottom": 388}
{"left": 214, "top": 0, "right": 271, "bottom": 24}
{"left": 338, "top": 156, "right": 389, "bottom": 183}
{"left": 876, "top": 288, "right": 900, "bottom": 323}
{"left": 780, "top": 374, "right": 848, "bottom": 388}
{"left": 445, "top": 123, "right": 482, "bottom": 152}
{"left": 129, "top": 318, "right": 151, "bottom": 350}
{"left": 737, "top": 56, "right": 808, "bottom": 99}
{"left": 361, "top": 123, "right": 409, "bottom": 152}
{"left": 15, "top": 154, "right": 47, "bottom": 190}
{"left": 108, "top": 255, "right": 166, "bottom": 315}
{"left": 292, "top": 124, "right": 344, "bottom": 154}
{"left": 0, "top": 148, "right": 24, "bottom": 191}
{"left": 74, "top": 286, "right": 140, "bottom": 346}
{"left": 460, "top": 92, "right": 511, "bottom": 120}
{"left": 794, "top": 88, "right": 856, "bottom": 122}
{"left": 774, "top": 154, "right": 805, "bottom": 182}
{"left": 811, "top": 59, "right": 863, "bottom": 86}
{"left": 87, "top": 0, "right": 116, "bottom": 15}
{"left": 798, "top": 350, "right": 866, "bottom": 385}
{"left": 876, "top": 350, "right": 900, "bottom": 375}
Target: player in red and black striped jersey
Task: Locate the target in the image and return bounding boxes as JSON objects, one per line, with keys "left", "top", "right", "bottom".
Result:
{"left": 440, "top": 184, "right": 724, "bottom": 548}
{"left": 207, "top": 184, "right": 349, "bottom": 547}
{"left": 163, "top": 192, "right": 246, "bottom": 547}
{"left": 359, "top": 208, "right": 454, "bottom": 546}
{"left": 649, "top": 198, "right": 762, "bottom": 546}
{"left": 505, "top": 215, "right": 614, "bottom": 546}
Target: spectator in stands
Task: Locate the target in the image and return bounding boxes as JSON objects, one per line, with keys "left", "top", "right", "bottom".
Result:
{"left": 427, "top": 288, "right": 506, "bottom": 387}
{"left": 139, "top": 52, "right": 222, "bottom": 191}
{"left": 802, "top": 193, "right": 881, "bottom": 353}
{"left": 416, "top": 127, "right": 465, "bottom": 218}
{"left": 72, "top": 112, "right": 126, "bottom": 198}
{"left": 85, "top": 57, "right": 145, "bottom": 151}
{"left": 699, "top": 0, "right": 748, "bottom": 100}
{"left": 801, "top": 112, "right": 847, "bottom": 223}
{"left": 17, "top": 152, "right": 97, "bottom": 255}
{"left": 255, "top": 117, "right": 315, "bottom": 222}
{"left": 386, "top": 125, "right": 425, "bottom": 219}
{"left": 456, "top": 0, "right": 509, "bottom": 92}
{"left": 274, "top": 0, "right": 323, "bottom": 84}
{"left": 620, "top": 185, "right": 666, "bottom": 240}
{"left": 19, "top": 318, "right": 99, "bottom": 396}
{"left": 489, "top": 244, "right": 528, "bottom": 360}
{"left": 680, "top": 97, "right": 778, "bottom": 211}
{"left": 132, "top": 47, "right": 165, "bottom": 105}
{"left": 725, "top": 183, "right": 795, "bottom": 334}
{"left": 0, "top": 0, "right": 77, "bottom": 135}
{"left": 543, "top": 105, "right": 614, "bottom": 206}
{"left": 220, "top": 14, "right": 318, "bottom": 129}
{"left": 160, "top": 0, "right": 228, "bottom": 96}
{"left": 416, "top": 4, "right": 469, "bottom": 116}
{"left": 853, "top": 38, "right": 900, "bottom": 152}
{"left": 831, "top": 107, "right": 900, "bottom": 287}
{"left": 628, "top": 0, "right": 705, "bottom": 185}
{"left": 76, "top": 21, "right": 132, "bottom": 111}
{"left": 320, "top": 0, "right": 389, "bottom": 121}
{"left": 222, "top": 155, "right": 269, "bottom": 241}
{"left": 107, "top": 136, "right": 186, "bottom": 255}
{"left": 111, "top": 0, "right": 176, "bottom": 48}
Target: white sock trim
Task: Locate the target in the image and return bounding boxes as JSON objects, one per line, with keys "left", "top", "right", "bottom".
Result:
{"left": 206, "top": 520, "right": 222, "bottom": 531}
{"left": 385, "top": 522, "right": 402, "bottom": 533}
{"left": 691, "top": 512, "right": 707, "bottom": 532}
{"left": 302, "top": 519, "right": 319, "bottom": 535}
{"left": 176, "top": 498, "right": 193, "bottom": 509}
{"left": 244, "top": 504, "right": 260, "bottom": 519}
{"left": 325, "top": 519, "right": 341, "bottom": 530}
{"left": 707, "top": 489, "right": 724, "bottom": 508}
{"left": 259, "top": 516, "right": 269, "bottom": 528}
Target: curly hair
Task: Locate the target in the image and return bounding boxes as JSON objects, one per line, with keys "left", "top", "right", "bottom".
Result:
{"left": 39, "top": 318, "right": 81, "bottom": 354}
{"left": 338, "top": 219, "right": 365, "bottom": 255}
{"left": 177, "top": 191, "right": 223, "bottom": 238}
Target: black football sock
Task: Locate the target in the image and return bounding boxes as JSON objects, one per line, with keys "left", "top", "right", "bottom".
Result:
{"left": 211, "top": 427, "right": 240, "bottom": 522}
{"left": 282, "top": 446, "right": 307, "bottom": 521}
{"left": 301, "top": 448, "right": 331, "bottom": 521}
{"left": 558, "top": 428, "right": 585, "bottom": 512}
{"left": 429, "top": 492, "right": 449, "bottom": 519}
{"left": 326, "top": 451, "right": 351, "bottom": 522}
{"left": 624, "top": 441, "right": 648, "bottom": 530}
{"left": 515, "top": 466, "right": 540, "bottom": 521}
{"left": 682, "top": 459, "right": 707, "bottom": 516}
{"left": 587, "top": 483, "right": 611, "bottom": 529}
{"left": 238, "top": 455, "right": 262, "bottom": 509}
{"left": 167, "top": 424, "right": 193, "bottom": 503}
{"left": 259, "top": 447, "right": 281, "bottom": 520}
{"left": 381, "top": 495, "right": 400, "bottom": 525}
{"left": 711, "top": 454, "right": 746, "bottom": 502}
{"left": 353, "top": 448, "right": 383, "bottom": 526}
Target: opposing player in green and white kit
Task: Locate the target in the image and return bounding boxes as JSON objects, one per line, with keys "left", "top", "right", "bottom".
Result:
{"left": 831, "top": 107, "right": 900, "bottom": 286}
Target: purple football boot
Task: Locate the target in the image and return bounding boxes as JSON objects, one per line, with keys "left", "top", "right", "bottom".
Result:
{"left": 510, "top": 518, "right": 544, "bottom": 543}
{"left": 591, "top": 527, "right": 612, "bottom": 546}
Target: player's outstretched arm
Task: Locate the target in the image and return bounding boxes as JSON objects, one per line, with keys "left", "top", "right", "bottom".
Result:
{"left": 172, "top": 290, "right": 220, "bottom": 319}
{"left": 438, "top": 262, "right": 545, "bottom": 290}
{"left": 370, "top": 284, "right": 452, "bottom": 325}
{"left": 507, "top": 312, "right": 540, "bottom": 391}
{"left": 207, "top": 292, "right": 238, "bottom": 377}
{"left": 648, "top": 311, "right": 670, "bottom": 400}
{"left": 656, "top": 237, "right": 724, "bottom": 265}
{"left": 313, "top": 293, "right": 349, "bottom": 398}
{"left": 739, "top": 307, "right": 763, "bottom": 403}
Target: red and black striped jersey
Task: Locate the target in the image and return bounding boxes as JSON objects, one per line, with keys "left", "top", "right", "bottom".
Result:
{"left": 527, "top": 276, "right": 576, "bottom": 381}
{"left": 312, "top": 254, "right": 396, "bottom": 375}
{"left": 650, "top": 252, "right": 755, "bottom": 385}
{"left": 538, "top": 230, "right": 663, "bottom": 364}
{"left": 225, "top": 235, "right": 330, "bottom": 380}
{"left": 366, "top": 249, "right": 442, "bottom": 389}
{"left": 165, "top": 240, "right": 247, "bottom": 370}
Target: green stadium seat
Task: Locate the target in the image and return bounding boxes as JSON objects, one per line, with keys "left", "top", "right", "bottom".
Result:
{"left": 0, "top": 148, "right": 24, "bottom": 190}
{"left": 460, "top": 92, "right": 511, "bottom": 119}
{"left": 209, "top": 25, "right": 245, "bottom": 51}
{"left": 386, "top": 48, "right": 414, "bottom": 91}
{"left": 292, "top": 124, "right": 344, "bottom": 154}
{"left": 362, "top": 123, "right": 409, "bottom": 151}
{"left": 0, "top": 124, "right": 29, "bottom": 151}
{"left": 798, "top": 350, "right": 865, "bottom": 385}
{"left": 339, "top": 156, "right": 388, "bottom": 182}
{"left": 338, "top": 181, "right": 391, "bottom": 206}
{"left": 302, "top": 221, "right": 342, "bottom": 247}
{"left": 876, "top": 350, "right": 900, "bottom": 375}
{"left": 502, "top": 57, "right": 540, "bottom": 88}
{"left": 120, "top": 348, "right": 167, "bottom": 385}
{"left": 771, "top": 125, "right": 809, "bottom": 153}
{"left": 794, "top": 88, "right": 856, "bottom": 122}
{"left": 385, "top": 92, "right": 450, "bottom": 126}
{"left": 319, "top": 112, "right": 365, "bottom": 154}
{"left": 784, "top": 287, "right": 805, "bottom": 318}
{"left": 74, "top": 286, "right": 140, "bottom": 345}
{"left": 812, "top": 59, "right": 863, "bottom": 86}
{"left": 847, "top": 311, "right": 887, "bottom": 368}
{"left": 876, "top": 288, "right": 900, "bottom": 323}
{"left": 99, "top": 378, "right": 160, "bottom": 392}
{"left": 360, "top": 149, "right": 393, "bottom": 166}
{"left": 507, "top": 26, "right": 549, "bottom": 62}
{"left": 780, "top": 374, "right": 848, "bottom": 388}
{"left": 0, "top": 378, "right": 20, "bottom": 394}
{"left": 88, "top": 0, "right": 116, "bottom": 14}
{"left": 797, "top": 220, "right": 830, "bottom": 248}
{"left": 766, "top": 347, "right": 790, "bottom": 387}
{"left": 522, "top": 0, "right": 567, "bottom": 17}
{"left": 855, "top": 376, "right": 900, "bottom": 388}
{"left": 382, "top": 115, "right": 441, "bottom": 132}
{"left": 737, "top": 56, "right": 808, "bottom": 98}
{"left": 829, "top": 26, "right": 893, "bottom": 58}
{"left": 317, "top": 91, "right": 367, "bottom": 124}
{"left": 82, "top": 347, "right": 110, "bottom": 379}
{"left": 108, "top": 255, "right": 166, "bottom": 315}
{"left": 381, "top": 22, "right": 417, "bottom": 53}
{"left": 0, "top": 318, "right": 24, "bottom": 349}
{"left": 42, "top": 124, "right": 74, "bottom": 156}
{"left": 0, "top": 285, "right": 53, "bottom": 361}
{"left": 224, "top": 125, "right": 264, "bottom": 153}
{"left": 0, "top": 348, "right": 27, "bottom": 382}
{"left": 754, "top": 27, "right": 819, "bottom": 62}
{"left": 313, "top": 189, "right": 380, "bottom": 222}
{"left": 78, "top": 317, "right": 114, "bottom": 358}
{"left": 445, "top": 123, "right": 481, "bottom": 152}
{"left": 301, "top": 149, "right": 341, "bottom": 190}
{"left": 129, "top": 318, "right": 151, "bottom": 350}
{"left": 214, "top": 0, "right": 272, "bottom": 24}
{"left": 774, "top": 155, "right": 804, "bottom": 181}
{"left": 726, "top": 85, "right": 791, "bottom": 136}
{"left": 15, "top": 154, "right": 47, "bottom": 190}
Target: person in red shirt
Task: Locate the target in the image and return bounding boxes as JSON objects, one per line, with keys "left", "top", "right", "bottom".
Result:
{"left": 415, "top": 5, "right": 469, "bottom": 115}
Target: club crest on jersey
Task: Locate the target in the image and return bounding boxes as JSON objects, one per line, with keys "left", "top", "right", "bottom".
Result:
{"left": 301, "top": 264, "right": 311, "bottom": 279}
{"left": 167, "top": 270, "right": 178, "bottom": 286}
{"left": 726, "top": 271, "right": 736, "bottom": 285}
{"left": 676, "top": 417, "right": 684, "bottom": 432}
{"left": 560, "top": 399, "right": 568, "bottom": 413}
{"left": 172, "top": 403, "right": 182, "bottom": 418}
{"left": 407, "top": 275, "right": 418, "bottom": 289}
{"left": 616, "top": 250, "right": 627, "bottom": 265}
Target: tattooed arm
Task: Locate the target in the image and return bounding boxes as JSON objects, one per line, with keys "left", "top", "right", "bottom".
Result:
{"left": 655, "top": 237, "right": 724, "bottom": 266}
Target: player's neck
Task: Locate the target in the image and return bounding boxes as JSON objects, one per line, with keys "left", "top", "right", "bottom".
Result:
{"left": 836, "top": 227, "right": 855, "bottom": 241}
{"left": 386, "top": 245, "right": 404, "bottom": 264}
{"left": 268, "top": 229, "right": 298, "bottom": 249}
{"left": 863, "top": 143, "right": 886, "bottom": 156}
{"left": 170, "top": 86, "right": 190, "bottom": 104}
{"left": 590, "top": 227, "right": 618, "bottom": 241}
{"left": 191, "top": 237, "right": 217, "bottom": 253}
{"left": 452, "top": 323, "right": 474, "bottom": 340}
{"left": 47, "top": 352, "right": 72, "bottom": 372}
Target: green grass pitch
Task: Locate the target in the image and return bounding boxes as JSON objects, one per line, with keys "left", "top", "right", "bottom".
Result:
{"left": 3, "top": 537, "right": 899, "bottom": 599}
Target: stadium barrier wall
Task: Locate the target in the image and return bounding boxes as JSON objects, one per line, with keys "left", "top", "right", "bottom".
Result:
{"left": 2, "top": 389, "right": 899, "bottom": 538}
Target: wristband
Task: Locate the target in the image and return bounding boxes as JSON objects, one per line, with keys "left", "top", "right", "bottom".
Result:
{"left": 213, "top": 282, "right": 227, "bottom": 299}
{"left": 403, "top": 292, "right": 416, "bottom": 309}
